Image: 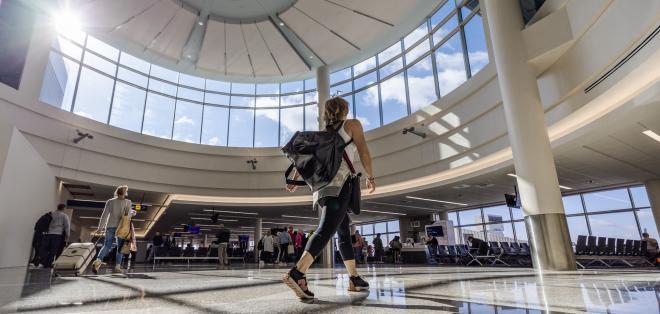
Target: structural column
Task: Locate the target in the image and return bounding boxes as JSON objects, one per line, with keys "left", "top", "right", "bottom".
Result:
{"left": 645, "top": 180, "right": 660, "bottom": 235}
{"left": 483, "top": 0, "right": 576, "bottom": 271}
{"left": 316, "top": 65, "right": 331, "bottom": 130}
{"left": 254, "top": 218, "right": 262, "bottom": 263}
{"left": 316, "top": 65, "right": 334, "bottom": 268}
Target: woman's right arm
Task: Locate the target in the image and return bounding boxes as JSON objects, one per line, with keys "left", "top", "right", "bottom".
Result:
{"left": 347, "top": 120, "right": 376, "bottom": 193}
{"left": 98, "top": 200, "right": 110, "bottom": 231}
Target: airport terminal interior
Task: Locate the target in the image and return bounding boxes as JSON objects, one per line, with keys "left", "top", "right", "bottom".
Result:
{"left": 0, "top": 0, "right": 659, "bottom": 313}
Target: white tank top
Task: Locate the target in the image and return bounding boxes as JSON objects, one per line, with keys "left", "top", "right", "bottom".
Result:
{"left": 338, "top": 122, "right": 357, "bottom": 164}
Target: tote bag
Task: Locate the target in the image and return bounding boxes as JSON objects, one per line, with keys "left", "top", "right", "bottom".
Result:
{"left": 115, "top": 200, "right": 132, "bottom": 239}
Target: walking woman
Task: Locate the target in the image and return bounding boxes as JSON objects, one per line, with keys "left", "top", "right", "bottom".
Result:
{"left": 91, "top": 185, "right": 134, "bottom": 274}
{"left": 283, "top": 97, "right": 376, "bottom": 299}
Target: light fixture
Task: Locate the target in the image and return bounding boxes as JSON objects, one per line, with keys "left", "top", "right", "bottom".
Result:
{"left": 281, "top": 215, "right": 319, "bottom": 220}
{"left": 132, "top": 219, "right": 146, "bottom": 222}
{"left": 643, "top": 130, "right": 660, "bottom": 143}
{"left": 279, "top": 22, "right": 284, "bottom": 26}
{"left": 508, "top": 173, "right": 572, "bottom": 190}
{"left": 198, "top": 21, "right": 204, "bottom": 26}
{"left": 309, "top": 56, "right": 314, "bottom": 59}
{"left": 405, "top": 196, "right": 467, "bottom": 206}
{"left": 203, "top": 209, "right": 258, "bottom": 215}
{"left": 190, "top": 217, "right": 212, "bottom": 221}
{"left": 360, "top": 209, "right": 406, "bottom": 216}
{"left": 240, "top": 226, "right": 255, "bottom": 229}
{"left": 79, "top": 216, "right": 100, "bottom": 219}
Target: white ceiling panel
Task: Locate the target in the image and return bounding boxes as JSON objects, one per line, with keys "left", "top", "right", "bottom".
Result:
{"left": 280, "top": 7, "right": 357, "bottom": 65}
{"left": 111, "top": 0, "right": 179, "bottom": 49}
{"left": 295, "top": 0, "right": 390, "bottom": 49}
{"left": 330, "top": 0, "right": 418, "bottom": 25}
{"left": 255, "top": 21, "right": 308, "bottom": 75}
{"left": 79, "top": 0, "right": 160, "bottom": 32}
{"left": 225, "top": 23, "right": 253, "bottom": 76}
{"left": 148, "top": 8, "right": 197, "bottom": 61}
{"left": 197, "top": 20, "right": 226, "bottom": 73}
{"left": 242, "top": 23, "right": 280, "bottom": 77}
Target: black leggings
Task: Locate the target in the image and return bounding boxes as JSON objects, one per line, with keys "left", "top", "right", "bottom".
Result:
{"left": 304, "top": 181, "right": 355, "bottom": 261}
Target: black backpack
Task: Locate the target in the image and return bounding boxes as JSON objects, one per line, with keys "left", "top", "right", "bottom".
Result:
{"left": 282, "top": 122, "right": 353, "bottom": 192}
{"left": 34, "top": 212, "right": 52, "bottom": 233}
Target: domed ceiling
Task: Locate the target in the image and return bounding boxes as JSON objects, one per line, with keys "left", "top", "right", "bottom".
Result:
{"left": 73, "top": 0, "right": 441, "bottom": 81}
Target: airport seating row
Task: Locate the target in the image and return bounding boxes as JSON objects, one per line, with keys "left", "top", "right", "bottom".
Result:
{"left": 431, "top": 242, "right": 533, "bottom": 267}
{"left": 574, "top": 235, "right": 654, "bottom": 268}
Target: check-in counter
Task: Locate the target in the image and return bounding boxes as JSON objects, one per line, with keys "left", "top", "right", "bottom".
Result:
{"left": 400, "top": 245, "right": 428, "bottom": 264}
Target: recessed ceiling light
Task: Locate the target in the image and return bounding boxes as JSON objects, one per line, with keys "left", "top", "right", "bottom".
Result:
{"left": 507, "top": 173, "right": 517, "bottom": 178}
{"left": 279, "top": 22, "right": 284, "bottom": 26}
{"left": 309, "top": 56, "right": 314, "bottom": 59}
{"left": 360, "top": 209, "right": 406, "bottom": 216}
{"left": 643, "top": 130, "right": 660, "bottom": 143}
{"left": 281, "top": 215, "right": 319, "bottom": 220}
{"left": 203, "top": 209, "right": 258, "bottom": 215}
{"left": 198, "top": 21, "right": 204, "bottom": 26}
{"left": 190, "top": 217, "right": 212, "bottom": 220}
{"left": 186, "top": 54, "right": 192, "bottom": 59}
{"left": 405, "top": 196, "right": 467, "bottom": 206}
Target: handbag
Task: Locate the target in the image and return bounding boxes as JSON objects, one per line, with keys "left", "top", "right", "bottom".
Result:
{"left": 343, "top": 151, "right": 361, "bottom": 215}
{"left": 115, "top": 200, "right": 132, "bottom": 239}
{"left": 287, "top": 243, "right": 295, "bottom": 254}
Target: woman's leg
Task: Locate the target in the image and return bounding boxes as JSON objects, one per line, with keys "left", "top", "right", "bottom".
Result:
{"left": 115, "top": 237, "right": 125, "bottom": 266}
{"left": 336, "top": 213, "right": 358, "bottom": 276}
{"left": 296, "top": 197, "right": 347, "bottom": 273}
{"left": 96, "top": 228, "right": 117, "bottom": 261}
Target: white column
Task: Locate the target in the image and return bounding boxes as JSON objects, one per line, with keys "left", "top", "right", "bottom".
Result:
{"left": 316, "top": 65, "right": 334, "bottom": 268}
{"left": 254, "top": 218, "right": 262, "bottom": 263}
{"left": 316, "top": 65, "right": 330, "bottom": 129}
{"left": 483, "top": 0, "right": 575, "bottom": 271}
{"left": 645, "top": 180, "right": 660, "bottom": 236}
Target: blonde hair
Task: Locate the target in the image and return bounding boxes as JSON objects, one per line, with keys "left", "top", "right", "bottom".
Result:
{"left": 323, "top": 97, "right": 349, "bottom": 128}
{"left": 114, "top": 185, "right": 128, "bottom": 197}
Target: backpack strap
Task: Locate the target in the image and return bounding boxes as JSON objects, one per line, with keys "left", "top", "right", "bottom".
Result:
{"left": 285, "top": 164, "right": 307, "bottom": 186}
{"left": 343, "top": 151, "right": 356, "bottom": 174}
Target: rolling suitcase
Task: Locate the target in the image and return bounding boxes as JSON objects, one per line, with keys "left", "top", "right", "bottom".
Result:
{"left": 53, "top": 242, "right": 97, "bottom": 276}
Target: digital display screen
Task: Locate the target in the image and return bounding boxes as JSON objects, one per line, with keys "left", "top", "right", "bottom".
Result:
{"left": 427, "top": 226, "right": 444, "bottom": 237}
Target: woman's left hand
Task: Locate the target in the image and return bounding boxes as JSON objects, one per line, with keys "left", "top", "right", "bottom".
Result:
{"left": 366, "top": 177, "right": 376, "bottom": 194}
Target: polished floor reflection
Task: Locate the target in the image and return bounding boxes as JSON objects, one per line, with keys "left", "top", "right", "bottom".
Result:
{"left": 1, "top": 265, "right": 659, "bottom": 313}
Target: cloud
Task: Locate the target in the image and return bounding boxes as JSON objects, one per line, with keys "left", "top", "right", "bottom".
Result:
{"left": 175, "top": 116, "right": 195, "bottom": 125}
{"left": 353, "top": 57, "right": 376, "bottom": 75}
{"left": 208, "top": 136, "right": 220, "bottom": 145}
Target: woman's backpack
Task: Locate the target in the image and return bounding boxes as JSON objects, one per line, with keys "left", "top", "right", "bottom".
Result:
{"left": 282, "top": 122, "right": 353, "bottom": 192}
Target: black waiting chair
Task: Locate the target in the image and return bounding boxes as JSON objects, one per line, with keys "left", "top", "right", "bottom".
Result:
{"left": 616, "top": 239, "right": 625, "bottom": 256}
{"left": 520, "top": 243, "right": 531, "bottom": 256}
{"left": 596, "top": 237, "right": 608, "bottom": 255}
{"left": 632, "top": 240, "right": 641, "bottom": 256}
{"left": 575, "top": 235, "right": 588, "bottom": 255}
{"left": 606, "top": 238, "right": 616, "bottom": 256}
{"left": 625, "top": 240, "right": 634, "bottom": 256}
{"left": 586, "top": 236, "right": 597, "bottom": 255}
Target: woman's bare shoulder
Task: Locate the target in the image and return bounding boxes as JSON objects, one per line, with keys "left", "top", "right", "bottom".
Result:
{"left": 344, "top": 119, "right": 363, "bottom": 129}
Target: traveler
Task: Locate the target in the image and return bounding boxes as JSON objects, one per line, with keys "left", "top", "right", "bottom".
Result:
{"left": 31, "top": 211, "right": 53, "bottom": 267}
{"left": 389, "top": 236, "right": 402, "bottom": 264}
{"left": 91, "top": 185, "right": 134, "bottom": 274}
{"left": 426, "top": 235, "right": 439, "bottom": 257}
{"left": 277, "top": 229, "right": 292, "bottom": 265}
{"left": 283, "top": 97, "right": 376, "bottom": 299}
{"left": 468, "top": 236, "right": 488, "bottom": 255}
{"left": 37, "top": 204, "right": 70, "bottom": 268}
{"left": 373, "top": 234, "right": 384, "bottom": 263}
{"left": 261, "top": 231, "right": 275, "bottom": 264}
{"left": 294, "top": 228, "right": 304, "bottom": 260}
{"left": 147, "top": 231, "right": 164, "bottom": 262}
{"left": 642, "top": 232, "right": 659, "bottom": 263}
{"left": 352, "top": 230, "right": 365, "bottom": 263}
{"left": 216, "top": 224, "right": 230, "bottom": 267}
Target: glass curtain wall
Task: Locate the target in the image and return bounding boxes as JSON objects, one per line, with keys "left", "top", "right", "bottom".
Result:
{"left": 448, "top": 185, "right": 657, "bottom": 246}
{"left": 329, "top": 0, "right": 489, "bottom": 131}
{"left": 40, "top": 0, "right": 489, "bottom": 147}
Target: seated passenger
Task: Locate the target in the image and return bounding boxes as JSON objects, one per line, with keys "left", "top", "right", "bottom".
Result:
{"left": 467, "top": 236, "right": 487, "bottom": 254}
{"left": 642, "top": 232, "right": 659, "bottom": 263}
